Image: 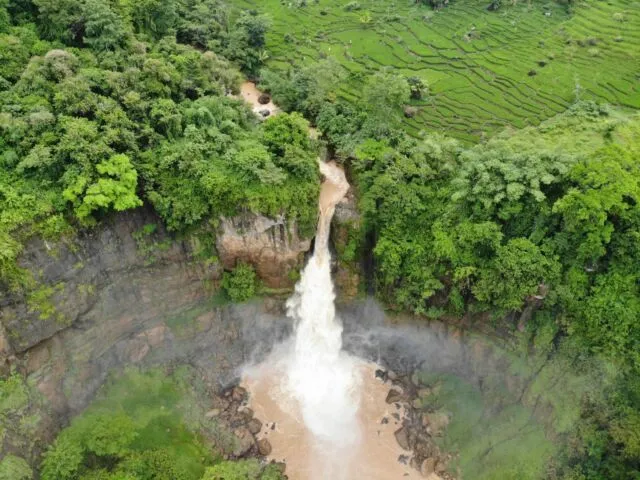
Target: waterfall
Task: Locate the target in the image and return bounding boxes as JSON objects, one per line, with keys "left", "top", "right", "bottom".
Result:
{"left": 243, "top": 160, "right": 418, "bottom": 480}
{"left": 284, "top": 161, "right": 360, "bottom": 446}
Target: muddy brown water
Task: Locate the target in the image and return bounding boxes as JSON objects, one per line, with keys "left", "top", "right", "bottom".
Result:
{"left": 243, "top": 362, "right": 435, "bottom": 480}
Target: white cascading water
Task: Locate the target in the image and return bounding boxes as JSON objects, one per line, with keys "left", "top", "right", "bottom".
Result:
{"left": 284, "top": 161, "right": 360, "bottom": 446}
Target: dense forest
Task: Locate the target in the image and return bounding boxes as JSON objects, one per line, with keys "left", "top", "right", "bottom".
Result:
{"left": 1, "top": 0, "right": 639, "bottom": 479}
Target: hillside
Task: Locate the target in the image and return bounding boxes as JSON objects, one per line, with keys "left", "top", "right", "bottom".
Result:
{"left": 234, "top": 0, "right": 640, "bottom": 141}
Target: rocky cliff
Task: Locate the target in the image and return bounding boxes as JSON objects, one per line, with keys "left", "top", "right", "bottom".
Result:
{"left": 216, "top": 213, "right": 311, "bottom": 289}
{"left": 0, "top": 207, "right": 303, "bottom": 465}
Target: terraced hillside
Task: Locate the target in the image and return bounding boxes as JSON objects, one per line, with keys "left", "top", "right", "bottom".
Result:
{"left": 232, "top": 0, "right": 640, "bottom": 141}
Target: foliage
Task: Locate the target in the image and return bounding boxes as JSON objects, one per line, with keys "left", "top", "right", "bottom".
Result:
{"left": 0, "top": 455, "right": 33, "bottom": 480}
{"left": 473, "top": 238, "right": 559, "bottom": 311}
{"left": 221, "top": 262, "right": 257, "bottom": 302}
{"left": 64, "top": 154, "right": 142, "bottom": 221}
{"left": 233, "top": 0, "right": 639, "bottom": 142}
{"left": 259, "top": 58, "right": 345, "bottom": 118}
{"left": 223, "top": 11, "right": 270, "bottom": 75}
{"left": 40, "top": 367, "right": 273, "bottom": 480}
{"left": 201, "top": 459, "right": 284, "bottom": 480}
{"left": 361, "top": 69, "right": 409, "bottom": 131}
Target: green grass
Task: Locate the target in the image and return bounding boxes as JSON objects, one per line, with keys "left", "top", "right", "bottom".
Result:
{"left": 81, "top": 367, "right": 216, "bottom": 478}
{"left": 417, "top": 372, "right": 555, "bottom": 480}
{"left": 232, "top": 0, "right": 640, "bottom": 141}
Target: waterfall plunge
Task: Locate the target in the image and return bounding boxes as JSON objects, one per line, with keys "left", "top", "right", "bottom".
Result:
{"left": 284, "top": 161, "right": 361, "bottom": 447}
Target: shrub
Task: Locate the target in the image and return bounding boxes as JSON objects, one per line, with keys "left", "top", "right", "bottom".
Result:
{"left": 344, "top": 1, "right": 361, "bottom": 11}
{"left": 221, "top": 262, "right": 257, "bottom": 302}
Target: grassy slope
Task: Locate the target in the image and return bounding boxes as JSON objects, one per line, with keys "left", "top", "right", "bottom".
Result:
{"left": 232, "top": 0, "right": 639, "bottom": 142}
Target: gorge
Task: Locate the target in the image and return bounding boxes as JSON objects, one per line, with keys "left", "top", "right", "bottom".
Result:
{"left": 1, "top": 1, "right": 638, "bottom": 478}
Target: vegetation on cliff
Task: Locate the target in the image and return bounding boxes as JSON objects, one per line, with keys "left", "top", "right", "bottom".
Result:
{"left": 39, "top": 367, "right": 284, "bottom": 480}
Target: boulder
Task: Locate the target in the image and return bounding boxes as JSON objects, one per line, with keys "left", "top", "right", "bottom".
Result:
{"left": 258, "top": 93, "right": 271, "bottom": 105}
{"left": 420, "top": 457, "right": 437, "bottom": 477}
{"left": 216, "top": 213, "right": 311, "bottom": 288}
{"left": 248, "top": 418, "right": 263, "bottom": 435}
{"left": 394, "top": 426, "right": 411, "bottom": 451}
{"left": 231, "top": 386, "right": 247, "bottom": 402}
{"left": 386, "top": 388, "right": 405, "bottom": 404}
{"left": 258, "top": 438, "right": 272, "bottom": 456}
{"left": 232, "top": 427, "right": 255, "bottom": 457}
{"left": 259, "top": 109, "right": 271, "bottom": 117}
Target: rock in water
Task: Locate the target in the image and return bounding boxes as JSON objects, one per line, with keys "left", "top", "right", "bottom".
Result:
{"left": 420, "top": 457, "right": 437, "bottom": 477}
{"left": 258, "top": 93, "right": 271, "bottom": 105}
{"left": 248, "top": 418, "right": 263, "bottom": 435}
{"left": 232, "top": 386, "right": 247, "bottom": 402}
{"left": 258, "top": 438, "right": 272, "bottom": 456}
{"left": 394, "top": 426, "right": 411, "bottom": 451}
{"left": 386, "top": 388, "right": 404, "bottom": 404}
{"left": 232, "top": 427, "right": 255, "bottom": 457}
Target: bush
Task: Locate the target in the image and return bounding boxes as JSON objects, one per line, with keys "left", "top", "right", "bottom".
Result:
{"left": 344, "top": 1, "right": 361, "bottom": 11}
{"left": 221, "top": 262, "right": 257, "bottom": 302}
{"left": 0, "top": 455, "right": 32, "bottom": 480}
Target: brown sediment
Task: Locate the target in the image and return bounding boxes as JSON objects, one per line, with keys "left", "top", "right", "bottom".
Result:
{"left": 243, "top": 362, "right": 437, "bottom": 480}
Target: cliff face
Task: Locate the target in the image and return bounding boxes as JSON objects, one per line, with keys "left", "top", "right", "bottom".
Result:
{"left": 216, "top": 213, "right": 311, "bottom": 289}
{"left": 0, "top": 207, "right": 300, "bottom": 465}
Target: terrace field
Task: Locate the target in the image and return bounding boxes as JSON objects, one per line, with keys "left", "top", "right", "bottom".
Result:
{"left": 232, "top": 0, "right": 640, "bottom": 141}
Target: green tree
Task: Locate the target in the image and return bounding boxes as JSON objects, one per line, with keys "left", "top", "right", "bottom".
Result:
{"left": 361, "top": 69, "right": 409, "bottom": 130}
{"left": 0, "top": 0, "right": 9, "bottom": 33}
{"left": 176, "top": 0, "right": 228, "bottom": 49}
{"left": 224, "top": 11, "right": 270, "bottom": 74}
{"left": 260, "top": 112, "right": 310, "bottom": 157}
{"left": 130, "top": 0, "right": 178, "bottom": 39}
{"left": 63, "top": 154, "right": 142, "bottom": 220}
{"left": 260, "top": 58, "right": 345, "bottom": 118}
{"left": 473, "top": 238, "right": 559, "bottom": 311}
{"left": 33, "top": 0, "right": 84, "bottom": 43}
{"left": 222, "top": 262, "right": 257, "bottom": 302}
{"left": 41, "top": 433, "right": 85, "bottom": 480}
{"left": 82, "top": 0, "right": 129, "bottom": 51}
{"left": 0, "top": 455, "right": 32, "bottom": 480}
{"left": 553, "top": 144, "right": 640, "bottom": 265}
{"left": 81, "top": 413, "right": 138, "bottom": 458}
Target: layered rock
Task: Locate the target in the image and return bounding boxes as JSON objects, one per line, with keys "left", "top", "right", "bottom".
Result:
{"left": 0, "top": 207, "right": 293, "bottom": 466}
{"left": 216, "top": 213, "right": 310, "bottom": 289}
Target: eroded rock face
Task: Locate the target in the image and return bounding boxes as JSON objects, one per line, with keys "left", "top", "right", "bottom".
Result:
{"left": 216, "top": 213, "right": 311, "bottom": 288}
{"left": 0, "top": 207, "right": 293, "bottom": 466}
{"left": 1, "top": 207, "right": 220, "bottom": 354}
